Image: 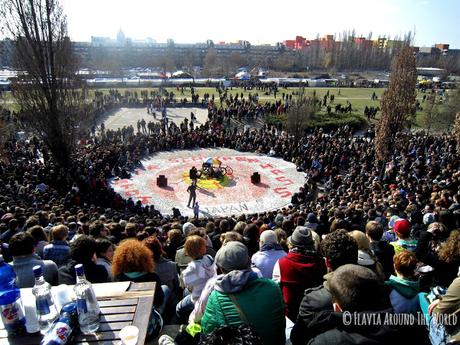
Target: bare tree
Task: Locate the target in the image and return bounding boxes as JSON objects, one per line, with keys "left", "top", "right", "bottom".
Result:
{"left": 285, "top": 88, "right": 317, "bottom": 138}
{"left": 441, "top": 87, "right": 460, "bottom": 130}
{"left": 1, "top": 0, "right": 86, "bottom": 167}
{"left": 0, "top": 114, "right": 14, "bottom": 161}
{"left": 452, "top": 112, "right": 460, "bottom": 153}
{"left": 375, "top": 45, "right": 417, "bottom": 162}
{"left": 203, "top": 48, "right": 219, "bottom": 77}
{"left": 422, "top": 90, "right": 437, "bottom": 135}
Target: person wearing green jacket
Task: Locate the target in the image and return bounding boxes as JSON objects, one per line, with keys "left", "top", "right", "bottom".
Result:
{"left": 201, "top": 241, "right": 286, "bottom": 345}
{"left": 385, "top": 250, "right": 421, "bottom": 314}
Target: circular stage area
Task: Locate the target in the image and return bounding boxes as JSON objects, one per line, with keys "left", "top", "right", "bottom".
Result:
{"left": 111, "top": 148, "right": 306, "bottom": 217}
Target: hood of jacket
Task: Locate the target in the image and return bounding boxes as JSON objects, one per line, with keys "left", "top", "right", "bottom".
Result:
{"left": 214, "top": 269, "right": 258, "bottom": 293}
{"left": 323, "top": 271, "right": 334, "bottom": 290}
{"left": 385, "top": 275, "right": 420, "bottom": 299}
{"left": 194, "top": 254, "right": 216, "bottom": 278}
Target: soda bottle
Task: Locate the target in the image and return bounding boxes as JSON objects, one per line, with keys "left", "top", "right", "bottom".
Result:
{"left": 32, "top": 265, "right": 59, "bottom": 334}
{"left": 40, "top": 302, "right": 78, "bottom": 345}
{"left": 0, "top": 254, "right": 26, "bottom": 335}
{"left": 73, "top": 264, "right": 100, "bottom": 334}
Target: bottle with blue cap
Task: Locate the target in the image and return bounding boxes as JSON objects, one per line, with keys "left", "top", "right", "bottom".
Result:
{"left": 0, "top": 254, "right": 26, "bottom": 335}
{"left": 32, "top": 265, "right": 59, "bottom": 334}
{"left": 73, "top": 264, "right": 100, "bottom": 333}
{"left": 40, "top": 302, "right": 78, "bottom": 345}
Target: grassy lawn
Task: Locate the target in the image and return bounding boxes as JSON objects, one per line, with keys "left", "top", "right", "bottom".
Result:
{"left": 1, "top": 86, "right": 433, "bottom": 128}
{"left": 89, "top": 86, "right": 425, "bottom": 117}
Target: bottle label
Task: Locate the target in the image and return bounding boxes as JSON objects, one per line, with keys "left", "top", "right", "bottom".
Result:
{"left": 36, "top": 297, "right": 51, "bottom": 315}
{"left": 55, "top": 323, "right": 71, "bottom": 343}
{"left": 42, "top": 322, "right": 71, "bottom": 345}
{"left": 0, "top": 302, "right": 26, "bottom": 331}
{"left": 76, "top": 299, "right": 88, "bottom": 313}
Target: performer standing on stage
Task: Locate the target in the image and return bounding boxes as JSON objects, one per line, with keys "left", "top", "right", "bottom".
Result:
{"left": 189, "top": 166, "right": 198, "bottom": 182}
{"left": 187, "top": 180, "right": 197, "bottom": 208}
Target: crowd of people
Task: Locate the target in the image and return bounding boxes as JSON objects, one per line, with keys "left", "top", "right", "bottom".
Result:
{"left": 89, "top": 84, "right": 363, "bottom": 130}
{"left": 1, "top": 100, "right": 460, "bottom": 344}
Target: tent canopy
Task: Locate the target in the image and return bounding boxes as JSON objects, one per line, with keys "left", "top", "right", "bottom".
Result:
{"left": 172, "top": 70, "right": 193, "bottom": 78}
{"left": 234, "top": 71, "right": 250, "bottom": 80}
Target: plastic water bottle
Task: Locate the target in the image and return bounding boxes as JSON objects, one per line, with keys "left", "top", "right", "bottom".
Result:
{"left": 32, "top": 265, "right": 59, "bottom": 334}
{"left": 40, "top": 302, "right": 78, "bottom": 345}
{"left": 73, "top": 264, "right": 100, "bottom": 334}
{"left": 0, "top": 254, "right": 26, "bottom": 335}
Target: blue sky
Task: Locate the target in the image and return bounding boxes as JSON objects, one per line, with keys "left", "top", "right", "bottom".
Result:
{"left": 60, "top": 0, "right": 460, "bottom": 48}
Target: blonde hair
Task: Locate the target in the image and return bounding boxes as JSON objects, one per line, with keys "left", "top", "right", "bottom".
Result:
{"left": 220, "top": 231, "right": 244, "bottom": 246}
{"left": 349, "top": 230, "right": 370, "bottom": 250}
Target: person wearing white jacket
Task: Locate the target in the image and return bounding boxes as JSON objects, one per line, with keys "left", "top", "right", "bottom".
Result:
{"left": 176, "top": 235, "right": 217, "bottom": 322}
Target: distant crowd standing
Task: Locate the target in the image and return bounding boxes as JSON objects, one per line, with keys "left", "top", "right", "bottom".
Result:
{"left": 87, "top": 85, "right": 375, "bottom": 136}
{"left": 1, "top": 107, "right": 460, "bottom": 344}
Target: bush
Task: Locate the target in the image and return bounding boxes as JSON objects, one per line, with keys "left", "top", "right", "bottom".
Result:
{"left": 266, "top": 112, "right": 367, "bottom": 131}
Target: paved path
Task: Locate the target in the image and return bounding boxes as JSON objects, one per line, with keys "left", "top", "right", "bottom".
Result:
{"left": 99, "top": 107, "right": 209, "bottom": 131}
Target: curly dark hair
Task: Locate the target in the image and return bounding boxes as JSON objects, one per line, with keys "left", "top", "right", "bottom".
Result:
{"left": 321, "top": 229, "right": 358, "bottom": 271}
{"left": 438, "top": 230, "right": 460, "bottom": 264}
{"left": 198, "top": 325, "right": 263, "bottom": 345}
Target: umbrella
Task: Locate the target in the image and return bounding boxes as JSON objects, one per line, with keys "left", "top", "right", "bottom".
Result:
{"left": 204, "top": 157, "right": 221, "bottom": 166}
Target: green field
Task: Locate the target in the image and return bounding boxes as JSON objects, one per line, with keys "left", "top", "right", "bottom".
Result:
{"left": 0, "top": 86, "right": 436, "bottom": 128}
{"left": 89, "top": 86, "right": 424, "bottom": 118}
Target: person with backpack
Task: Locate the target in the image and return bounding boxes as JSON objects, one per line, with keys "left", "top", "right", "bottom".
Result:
{"left": 201, "top": 241, "right": 285, "bottom": 345}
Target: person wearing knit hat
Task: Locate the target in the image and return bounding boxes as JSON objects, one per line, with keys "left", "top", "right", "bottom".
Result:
{"left": 215, "top": 241, "right": 250, "bottom": 272}
{"left": 273, "top": 226, "right": 326, "bottom": 321}
{"left": 390, "top": 219, "right": 417, "bottom": 254}
{"left": 287, "top": 226, "right": 314, "bottom": 248}
{"left": 251, "top": 230, "right": 287, "bottom": 278}
{"left": 201, "top": 241, "right": 286, "bottom": 345}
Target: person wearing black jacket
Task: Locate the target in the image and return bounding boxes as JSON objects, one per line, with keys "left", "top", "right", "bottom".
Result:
{"left": 187, "top": 181, "right": 197, "bottom": 208}
{"left": 189, "top": 166, "right": 198, "bottom": 182}
{"left": 416, "top": 226, "right": 460, "bottom": 288}
{"left": 302, "top": 265, "right": 428, "bottom": 345}
{"left": 58, "top": 235, "right": 109, "bottom": 285}
{"left": 290, "top": 230, "right": 358, "bottom": 345}
{"left": 366, "top": 220, "right": 395, "bottom": 279}
{"left": 112, "top": 239, "right": 164, "bottom": 308}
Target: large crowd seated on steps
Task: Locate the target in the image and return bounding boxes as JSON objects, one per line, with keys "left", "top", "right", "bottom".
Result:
{"left": 0, "top": 119, "right": 460, "bottom": 344}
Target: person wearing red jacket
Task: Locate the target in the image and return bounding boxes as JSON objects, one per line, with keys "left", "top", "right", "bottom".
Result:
{"left": 272, "top": 226, "right": 326, "bottom": 321}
